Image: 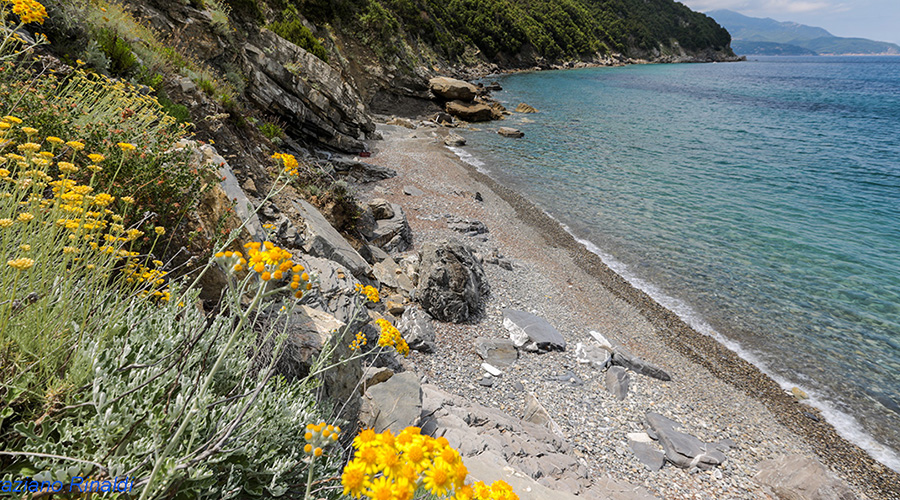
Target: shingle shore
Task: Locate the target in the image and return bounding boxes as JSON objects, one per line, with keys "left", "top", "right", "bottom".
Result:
{"left": 358, "top": 125, "right": 897, "bottom": 499}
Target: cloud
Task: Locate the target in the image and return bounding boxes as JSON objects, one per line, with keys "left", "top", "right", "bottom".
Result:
{"left": 681, "top": 0, "right": 834, "bottom": 15}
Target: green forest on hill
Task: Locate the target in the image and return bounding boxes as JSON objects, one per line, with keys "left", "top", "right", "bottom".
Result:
{"left": 288, "top": 0, "right": 733, "bottom": 61}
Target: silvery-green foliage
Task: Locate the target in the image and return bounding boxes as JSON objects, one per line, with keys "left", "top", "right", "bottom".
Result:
{"left": 12, "top": 287, "right": 338, "bottom": 498}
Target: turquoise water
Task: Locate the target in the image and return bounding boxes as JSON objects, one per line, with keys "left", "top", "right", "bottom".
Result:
{"left": 460, "top": 56, "right": 900, "bottom": 470}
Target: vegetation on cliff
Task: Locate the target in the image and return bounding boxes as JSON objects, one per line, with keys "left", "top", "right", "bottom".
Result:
{"left": 291, "top": 0, "right": 733, "bottom": 63}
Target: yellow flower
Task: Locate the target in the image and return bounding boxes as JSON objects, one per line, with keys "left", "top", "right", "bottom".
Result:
{"left": 117, "top": 142, "right": 136, "bottom": 152}
{"left": 3, "top": 116, "right": 22, "bottom": 124}
{"left": 341, "top": 460, "right": 368, "bottom": 498}
{"left": 19, "top": 244, "right": 31, "bottom": 252}
{"left": 46, "top": 136, "right": 64, "bottom": 144}
{"left": 93, "top": 193, "right": 115, "bottom": 206}
{"left": 21, "top": 127, "right": 38, "bottom": 136}
{"left": 87, "top": 153, "right": 105, "bottom": 163}
{"left": 356, "top": 284, "right": 380, "bottom": 303}
{"left": 65, "top": 141, "right": 85, "bottom": 151}
{"left": 120, "top": 196, "right": 135, "bottom": 204}
{"left": 7, "top": 257, "right": 35, "bottom": 271}
{"left": 16, "top": 212, "right": 33, "bottom": 222}
{"left": 87, "top": 164, "right": 102, "bottom": 173}
{"left": 17, "top": 142, "right": 40, "bottom": 153}
{"left": 154, "top": 226, "right": 165, "bottom": 236}
{"left": 58, "top": 161, "right": 78, "bottom": 174}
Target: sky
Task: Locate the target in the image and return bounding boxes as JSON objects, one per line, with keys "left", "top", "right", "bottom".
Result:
{"left": 679, "top": 0, "right": 900, "bottom": 45}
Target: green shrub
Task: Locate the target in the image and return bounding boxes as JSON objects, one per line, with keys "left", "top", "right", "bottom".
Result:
{"left": 158, "top": 93, "right": 192, "bottom": 123}
{"left": 95, "top": 28, "right": 137, "bottom": 75}
{"left": 259, "top": 121, "right": 284, "bottom": 140}
{"left": 268, "top": 10, "right": 329, "bottom": 62}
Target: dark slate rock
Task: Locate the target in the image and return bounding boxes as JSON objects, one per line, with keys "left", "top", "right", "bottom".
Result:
{"left": 503, "top": 309, "right": 566, "bottom": 352}
{"left": 292, "top": 199, "right": 371, "bottom": 278}
{"left": 611, "top": 349, "right": 671, "bottom": 381}
{"left": 646, "top": 412, "right": 726, "bottom": 470}
{"left": 604, "top": 366, "right": 630, "bottom": 400}
{"left": 417, "top": 240, "right": 489, "bottom": 323}
{"left": 331, "top": 158, "right": 397, "bottom": 183}
{"left": 478, "top": 376, "right": 494, "bottom": 387}
{"left": 629, "top": 440, "right": 666, "bottom": 472}
{"left": 446, "top": 214, "right": 489, "bottom": 236}
{"left": 474, "top": 337, "right": 519, "bottom": 367}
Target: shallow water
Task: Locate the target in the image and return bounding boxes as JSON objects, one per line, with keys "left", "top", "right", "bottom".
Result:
{"left": 460, "top": 56, "right": 900, "bottom": 470}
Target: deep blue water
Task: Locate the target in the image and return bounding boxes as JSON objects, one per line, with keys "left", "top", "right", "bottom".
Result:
{"left": 460, "top": 56, "right": 900, "bottom": 470}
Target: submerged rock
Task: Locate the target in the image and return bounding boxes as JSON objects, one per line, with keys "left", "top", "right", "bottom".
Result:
{"left": 498, "top": 127, "right": 525, "bottom": 138}
{"left": 515, "top": 102, "right": 539, "bottom": 113}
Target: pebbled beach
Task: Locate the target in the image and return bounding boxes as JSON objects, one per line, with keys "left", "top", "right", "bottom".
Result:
{"left": 358, "top": 124, "right": 900, "bottom": 499}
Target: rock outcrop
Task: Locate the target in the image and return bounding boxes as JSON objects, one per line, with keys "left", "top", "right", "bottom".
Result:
{"left": 245, "top": 30, "right": 374, "bottom": 152}
{"left": 292, "top": 199, "right": 371, "bottom": 278}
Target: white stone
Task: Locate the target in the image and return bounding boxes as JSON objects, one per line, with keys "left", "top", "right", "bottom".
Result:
{"left": 627, "top": 432, "right": 654, "bottom": 444}
{"left": 481, "top": 362, "right": 503, "bottom": 377}
{"left": 589, "top": 330, "right": 615, "bottom": 351}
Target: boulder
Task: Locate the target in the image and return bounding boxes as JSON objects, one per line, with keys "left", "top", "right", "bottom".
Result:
{"left": 372, "top": 257, "right": 403, "bottom": 289}
{"left": 434, "top": 112, "right": 455, "bottom": 125}
{"left": 397, "top": 305, "right": 436, "bottom": 353}
{"left": 515, "top": 102, "right": 539, "bottom": 113}
{"left": 429, "top": 76, "right": 478, "bottom": 101}
{"left": 611, "top": 349, "right": 671, "bottom": 381}
{"left": 360, "top": 371, "right": 423, "bottom": 433}
{"left": 444, "top": 133, "right": 466, "bottom": 147}
{"left": 474, "top": 337, "right": 518, "bottom": 367}
{"left": 604, "top": 366, "right": 630, "bottom": 400}
{"left": 498, "top": 127, "right": 525, "bottom": 138}
{"left": 292, "top": 199, "right": 371, "bottom": 278}
{"left": 503, "top": 309, "right": 566, "bottom": 352}
{"left": 417, "top": 240, "right": 489, "bottom": 323}
{"left": 369, "top": 203, "right": 412, "bottom": 253}
{"left": 754, "top": 455, "right": 857, "bottom": 500}
{"left": 445, "top": 100, "right": 494, "bottom": 122}
{"left": 523, "top": 392, "right": 561, "bottom": 435}
{"left": 360, "top": 366, "right": 394, "bottom": 392}
{"left": 645, "top": 412, "right": 726, "bottom": 470}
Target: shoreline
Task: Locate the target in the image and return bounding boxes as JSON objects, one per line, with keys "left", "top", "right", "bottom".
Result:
{"left": 362, "top": 125, "right": 900, "bottom": 499}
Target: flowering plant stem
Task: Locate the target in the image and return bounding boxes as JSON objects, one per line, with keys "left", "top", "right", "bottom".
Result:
{"left": 137, "top": 280, "right": 267, "bottom": 500}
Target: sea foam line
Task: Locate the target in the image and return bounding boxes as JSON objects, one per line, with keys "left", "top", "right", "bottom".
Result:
{"left": 552, "top": 216, "right": 900, "bottom": 473}
{"left": 447, "top": 146, "right": 489, "bottom": 173}
{"left": 445, "top": 140, "right": 900, "bottom": 472}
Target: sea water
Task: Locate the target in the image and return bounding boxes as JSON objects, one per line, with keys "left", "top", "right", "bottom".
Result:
{"left": 460, "top": 56, "right": 900, "bottom": 470}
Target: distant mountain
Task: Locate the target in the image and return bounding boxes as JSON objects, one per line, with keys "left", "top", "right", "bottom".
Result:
{"left": 707, "top": 9, "right": 900, "bottom": 55}
{"left": 730, "top": 41, "right": 816, "bottom": 56}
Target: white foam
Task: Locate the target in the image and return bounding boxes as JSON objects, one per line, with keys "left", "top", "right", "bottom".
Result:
{"left": 447, "top": 146, "right": 489, "bottom": 173}
{"left": 550, "top": 213, "right": 900, "bottom": 473}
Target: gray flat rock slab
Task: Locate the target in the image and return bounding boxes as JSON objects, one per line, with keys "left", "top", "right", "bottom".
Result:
{"left": 646, "top": 412, "right": 725, "bottom": 470}
{"left": 503, "top": 309, "right": 566, "bottom": 352}
{"left": 628, "top": 440, "right": 665, "bottom": 471}
{"left": 474, "top": 337, "right": 519, "bottom": 367}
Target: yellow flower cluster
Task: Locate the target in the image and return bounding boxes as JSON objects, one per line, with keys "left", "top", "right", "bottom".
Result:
{"left": 356, "top": 283, "right": 380, "bottom": 303}
{"left": 214, "top": 242, "right": 312, "bottom": 298}
{"left": 0, "top": 118, "right": 172, "bottom": 304}
{"left": 7, "top": 257, "right": 34, "bottom": 271}
{"left": 342, "top": 427, "right": 518, "bottom": 500}
{"left": 375, "top": 318, "right": 409, "bottom": 357}
{"left": 271, "top": 152, "right": 299, "bottom": 177}
{"left": 303, "top": 421, "right": 340, "bottom": 457}
{"left": 349, "top": 331, "right": 368, "bottom": 350}
{"left": 3, "top": 0, "right": 48, "bottom": 24}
